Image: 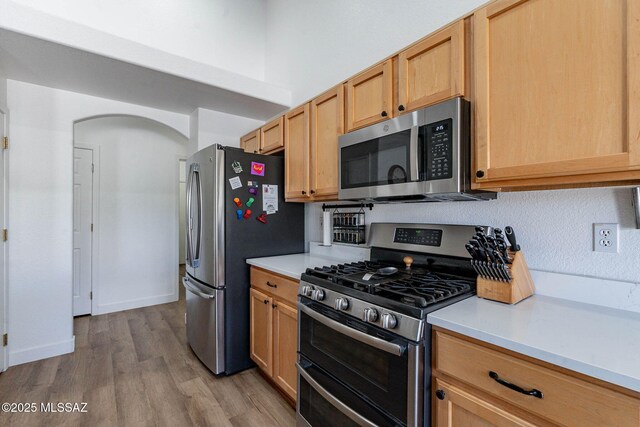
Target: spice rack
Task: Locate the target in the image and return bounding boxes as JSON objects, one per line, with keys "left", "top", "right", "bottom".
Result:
{"left": 332, "top": 210, "right": 366, "bottom": 245}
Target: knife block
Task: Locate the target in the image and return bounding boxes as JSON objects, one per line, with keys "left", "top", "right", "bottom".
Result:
{"left": 476, "top": 251, "right": 535, "bottom": 304}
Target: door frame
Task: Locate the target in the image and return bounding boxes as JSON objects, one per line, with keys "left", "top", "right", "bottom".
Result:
{"left": 72, "top": 144, "right": 99, "bottom": 316}
{"left": 0, "top": 109, "right": 8, "bottom": 371}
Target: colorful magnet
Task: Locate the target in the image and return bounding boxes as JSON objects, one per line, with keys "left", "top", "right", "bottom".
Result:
{"left": 228, "top": 176, "right": 242, "bottom": 190}
{"left": 246, "top": 197, "right": 255, "bottom": 208}
{"left": 231, "top": 161, "right": 243, "bottom": 173}
{"left": 243, "top": 209, "right": 252, "bottom": 219}
{"left": 233, "top": 197, "right": 242, "bottom": 207}
{"left": 251, "top": 162, "right": 265, "bottom": 176}
{"left": 249, "top": 187, "right": 258, "bottom": 195}
{"left": 256, "top": 212, "right": 267, "bottom": 224}
{"left": 236, "top": 209, "right": 243, "bottom": 220}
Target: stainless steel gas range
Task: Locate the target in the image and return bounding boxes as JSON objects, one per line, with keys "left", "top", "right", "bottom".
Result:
{"left": 296, "top": 223, "right": 484, "bottom": 427}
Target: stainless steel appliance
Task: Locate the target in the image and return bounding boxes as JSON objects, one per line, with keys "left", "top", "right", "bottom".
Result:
{"left": 296, "top": 223, "right": 484, "bottom": 426}
{"left": 338, "top": 97, "right": 495, "bottom": 202}
{"left": 184, "top": 145, "right": 304, "bottom": 375}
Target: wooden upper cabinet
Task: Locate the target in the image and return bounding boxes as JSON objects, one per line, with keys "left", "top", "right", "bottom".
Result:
{"left": 310, "top": 85, "right": 344, "bottom": 199}
{"left": 261, "top": 116, "right": 285, "bottom": 153}
{"left": 474, "top": 0, "right": 640, "bottom": 187}
{"left": 240, "top": 130, "right": 260, "bottom": 154}
{"left": 284, "top": 104, "right": 310, "bottom": 200}
{"left": 397, "top": 20, "right": 465, "bottom": 115}
{"left": 346, "top": 61, "right": 393, "bottom": 132}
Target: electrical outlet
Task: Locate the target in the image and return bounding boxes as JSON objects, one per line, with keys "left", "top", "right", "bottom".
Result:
{"left": 593, "top": 223, "right": 619, "bottom": 253}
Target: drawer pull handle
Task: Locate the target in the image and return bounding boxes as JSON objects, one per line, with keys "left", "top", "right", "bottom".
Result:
{"left": 267, "top": 281, "right": 277, "bottom": 288}
{"left": 489, "top": 371, "right": 543, "bottom": 399}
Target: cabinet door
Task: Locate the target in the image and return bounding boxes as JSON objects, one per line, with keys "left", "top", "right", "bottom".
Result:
{"left": 261, "top": 116, "right": 285, "bottom": 153}
{"left": 273, "top": 301, "right": 298, "bottom": 401}
{"left": 310, "top": 85, "right": 344, "bottom": 199}
{"left": 474, "top": 0, "right": 640, "bottom": 186}
{"left": 241, "top": 130, "right": 260, "bottom": 154}
{"left": 397, "top": 20, "right": 465, "bottom": 115}
{"left": 346, "top": 61, "right": 393, "bottom": 132}
{"left": 250, "top": 288, "right": 273, "bottom": 376}
{"left": 434, "top": 379, "right": 536, "bottom": 427}
{"left": 285, "top": 104, "right": 310, "bottom": 200}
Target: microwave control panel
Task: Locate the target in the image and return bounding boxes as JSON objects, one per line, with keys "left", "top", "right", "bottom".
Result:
{"left": 425, "top": 118, "right": 453, "bottom": 181}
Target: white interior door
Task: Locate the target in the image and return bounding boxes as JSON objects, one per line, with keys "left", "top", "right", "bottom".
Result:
{"left": 0, "top": 112, "right": 6, "bottom": 371}
{"left": 73, "top": 148, "right": 93, "bottom": 316}
{"left": 179, "top": 159, "right": 186, "bottom": 264}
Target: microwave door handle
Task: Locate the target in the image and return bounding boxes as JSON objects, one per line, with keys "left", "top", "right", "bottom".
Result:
{"left": 409, "top": 125, "right": 420, "bottom": 181}
{"left": 298, "top": 304, "right": 405, "bottom": 356}
{"left": 297, "top": 363, "right": 378, "bottom": 427}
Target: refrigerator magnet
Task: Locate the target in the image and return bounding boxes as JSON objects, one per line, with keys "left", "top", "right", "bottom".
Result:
{"left": 231, "top": 161, "right": 243, "bottom": 173}
{"left": 251, "top": 162, "right": 265, "bottom": 176}
{"left": 256, "top": 213, "right": 267, "bottom": 224}
{"left": 262, "top": 184, "right": 278, "bottom": 214}
{"left": 228, "top": 176, "right": 242, "bottom": 190}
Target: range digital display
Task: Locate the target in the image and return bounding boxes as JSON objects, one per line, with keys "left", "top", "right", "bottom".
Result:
{"left": 394, "top": 228, "right": 443, "bottom": 247}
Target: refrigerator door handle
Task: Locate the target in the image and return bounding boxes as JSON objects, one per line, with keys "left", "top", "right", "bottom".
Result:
{"left": 192, "top": 165, "right": 202, "bottom": 267}
{"left": 186, "top": 166, "right": 194, "bottom": 267}
{"left": 186, "top": 163, "right": 202, "bottom": 268}
{"left": 182, "top": 277, "right": 215, "bottom": 300}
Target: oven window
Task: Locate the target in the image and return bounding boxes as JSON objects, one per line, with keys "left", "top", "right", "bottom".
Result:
{"left": 312, "top": 321, "right": 389, "bottom": 390}
{"left": 341, "top": 130, "right": 412, "bottom": 189}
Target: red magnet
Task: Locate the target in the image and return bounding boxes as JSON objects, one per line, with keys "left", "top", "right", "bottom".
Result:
{"left": 233, "top": 197, "right": 242, "bottom": 207}
{"left": 243, "top": 209, "right": 252, "bottom": 219}
{"left": 256, "top": 212, "right": 267, "bottom": 224}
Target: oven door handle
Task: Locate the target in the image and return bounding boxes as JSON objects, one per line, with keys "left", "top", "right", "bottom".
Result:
{"left": 297, "top": 363, "right": 378, "bottom": 427}
{"left": 299, "top": 304, "right": 405, "bottom": 356}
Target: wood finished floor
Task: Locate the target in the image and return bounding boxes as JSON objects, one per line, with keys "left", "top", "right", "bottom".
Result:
{"left": 0, "top": 269, "right": 295, "bottom": 427}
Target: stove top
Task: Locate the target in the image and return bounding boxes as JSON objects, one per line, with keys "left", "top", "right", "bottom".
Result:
{"left": 302, "top": 260, "right": 475, "bottom": 315}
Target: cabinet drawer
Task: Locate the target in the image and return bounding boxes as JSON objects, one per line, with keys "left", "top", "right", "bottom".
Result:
{"left": 250, "top": 267, "right": 299, "bottom": 305}
{"left": 434, "top": 331, "right": 640, "bottom": 427}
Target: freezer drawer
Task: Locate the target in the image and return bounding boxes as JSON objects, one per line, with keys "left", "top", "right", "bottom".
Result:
{"left": 183, "top": 276, "right": 225, "bottom": 374}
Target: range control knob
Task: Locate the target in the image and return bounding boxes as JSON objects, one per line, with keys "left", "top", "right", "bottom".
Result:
{"left": 300, "top": 285, "right": 312, "bottom": 297}
{"left": 381, "top": 313, "right": 398, "bottom": 329}
{"left": 311, "top": 289, "right": 325, "bottom": 301}
{"left": 334, "top": 297, "right": 349, "bottom": 311}
{"left": 362, "top": 308, "right": 379, "bottom": 323}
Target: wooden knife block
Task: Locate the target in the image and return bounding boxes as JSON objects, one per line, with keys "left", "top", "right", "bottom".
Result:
{"left": 476, "top": 251, "right": 535, "bottom": 304}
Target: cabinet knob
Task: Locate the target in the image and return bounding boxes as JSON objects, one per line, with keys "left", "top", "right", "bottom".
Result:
{"left": 436, "top": 390, "right": 446, "bottom": 400}
{"left": 253, "top": 150, "right": 258, "bottom": 154}
{"left": 272, "top": 303, "right": 278, "bottom": 309}
{"left": 381, "top": 111, "right": 388, "bottom": 117}
{"left": 263, "top": 299, "right": 269, "bottom": 304}
{"left": 310, "top": 190, "right": 316, "bottom": 194}
{"left": 302, "top": 190, "right": 307, "bottom": 195}
{"left": 398, "top": 105, "right": 405, "bottom": 111}
{"left": 476, "top": 170, "right": 486, "bottom": 178}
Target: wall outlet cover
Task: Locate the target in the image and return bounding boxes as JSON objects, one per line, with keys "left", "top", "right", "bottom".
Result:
{"left": 593, "top": 223, "right": 619, "bottom": 253}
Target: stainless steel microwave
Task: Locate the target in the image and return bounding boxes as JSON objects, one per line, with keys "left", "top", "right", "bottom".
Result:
{"left": 338, "top": 97, "right": 495, "bottom": 202}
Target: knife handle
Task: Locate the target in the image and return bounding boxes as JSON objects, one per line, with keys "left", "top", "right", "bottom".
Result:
{"left": 505, "top": 226, "right": 521, "bottom": 252}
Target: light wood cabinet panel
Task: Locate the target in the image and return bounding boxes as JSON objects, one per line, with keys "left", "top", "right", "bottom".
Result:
{"left": 434, "top": 378, "right": 536, "bottom": 427}
{"left": 273, "top": 301, "right": 298, "bottom": 401}
{"left": 310, "top": 85, "right": 344, "bottom": 199}
{"left": 284, "top": 104, "right": 310, "bottom": 200}
{"left": 240, "top": 130, "right": 260, "bottom": 154}
{"left": 474, "top": 0, "right": 640, "bottom": 187}
{"left": 398, "top": 20, "right": 465, "bottom": 115}
{"left": 261, "top": 116, "right": 285, "bottom": 153}
{"left": 250, "top": 266, "right": 298, "bottom": 306}
{"left": 434, "top": 330, "right": 640, "bottom": 426}
{"left": 249, "top": 288, "right": 272, "bottom": 376}
{"left": 346, "top": 61, "right": 393, "bottom": 132}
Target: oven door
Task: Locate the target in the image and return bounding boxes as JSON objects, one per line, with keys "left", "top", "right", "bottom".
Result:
{"left": 298, "top": 300, "right": 422, "bottom": 426}
{"left": 338, "top": 112, "right": 420, "bottom": 200}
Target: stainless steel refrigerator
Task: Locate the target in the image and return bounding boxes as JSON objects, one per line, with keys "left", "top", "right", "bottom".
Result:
{"left": 183, "top": 145, "right": 304, "bottom": 375}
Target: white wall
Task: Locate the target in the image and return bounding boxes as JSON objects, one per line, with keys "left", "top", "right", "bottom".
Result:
{"left": 6, "top": 80, "right": 189, "bottom": 365}
{"left": 189, "top": 107, "right": 264, "bottom": 155}
{"left": 306, "top": 187, "right": 640, "bottom": 284}
{"left": 266, "top": 0, "right": 486, "bottom": 105}
{"left": 9, "top": 0, "right": 268, "bottom": 81}
{"left": 74, "top": 117, "right": 187, "bottom": 314}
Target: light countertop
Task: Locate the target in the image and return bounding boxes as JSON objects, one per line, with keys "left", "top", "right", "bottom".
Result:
{"left": 427, "top": 295, "right": 640, "bottom": 393}
{"left": 246, "top": 253, "right": 350, "bottom": 280}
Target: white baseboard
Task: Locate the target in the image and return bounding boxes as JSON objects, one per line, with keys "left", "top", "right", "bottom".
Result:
{"left": 9, "top": 336, "right": 75, "bottom": 367}
{"left": 95, "top": 292, "right": 178, "bottom": 315}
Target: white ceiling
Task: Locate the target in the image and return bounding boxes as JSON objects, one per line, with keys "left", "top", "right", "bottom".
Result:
{"left": 0, "top": 0, "right": 291, "bottom": 120}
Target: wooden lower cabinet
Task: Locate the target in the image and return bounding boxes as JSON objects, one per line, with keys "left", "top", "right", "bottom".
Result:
{"left": 434, "top": 378, "right": 536, "bottom": 427}
{"left": 249, "top": 267, "right": 299, "bottom": 402}
{"left": 433, "top": 328, "right": 640, "bottom": 426}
